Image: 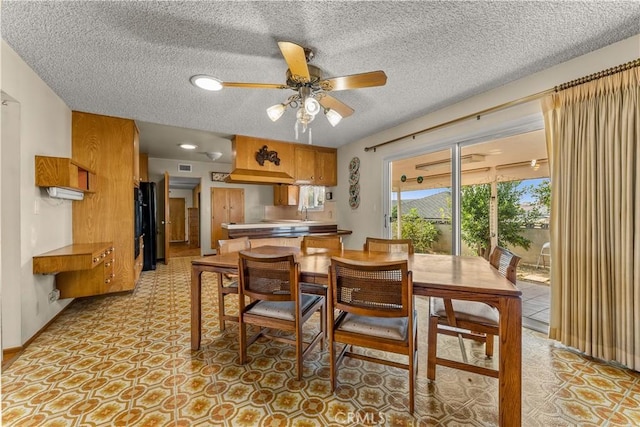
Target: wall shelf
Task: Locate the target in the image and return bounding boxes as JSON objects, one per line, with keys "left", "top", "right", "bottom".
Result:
{"left": 35, "top": 155, "right": 96, "bottom": 193}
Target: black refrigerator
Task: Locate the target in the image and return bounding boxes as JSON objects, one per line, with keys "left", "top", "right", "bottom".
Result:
{"left": 140, "top": 182, "right": 157, "bottom": 271}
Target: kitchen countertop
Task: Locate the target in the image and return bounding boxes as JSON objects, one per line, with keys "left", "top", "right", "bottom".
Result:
{"left": 222, "top": 220, "right": 337, "bottom": 230}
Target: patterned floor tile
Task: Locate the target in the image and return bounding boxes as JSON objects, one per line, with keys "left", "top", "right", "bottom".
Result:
{"left": 2, "top": 255, "right": 639, "bottom": 426}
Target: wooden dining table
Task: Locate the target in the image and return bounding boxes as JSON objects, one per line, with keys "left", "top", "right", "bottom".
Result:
{"left": 191, "top": 246, "right": 522, "bottom": 426}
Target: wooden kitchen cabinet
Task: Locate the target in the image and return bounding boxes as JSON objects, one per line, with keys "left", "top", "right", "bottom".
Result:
{"left": 273, "top": 185, "right": 299, "bottom": 206}
{"left": 71, "top": 111, "right": 140, "bottom": 296}
{"left": 294, "top": 147, "right": 316, "bottom": 184}
{"left": 294, "top": 146, "right": 337, "bottom": 186}
{"left": 35, "top": 156, "right": 96, "bottom": 193}
{"left": 139, "top": 153, "right": 149, "bottom": 182}
{"left": 211, "top": 188, "right": 244, "bottom": 249}
{"left": 315, "top": 149, "right": 337, "bottom": 186}
{"left": 133, "top": 127, "right": 140, "bottom": 186}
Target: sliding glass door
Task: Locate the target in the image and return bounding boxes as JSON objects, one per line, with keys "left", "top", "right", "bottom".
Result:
{"left": 387, "top": 129, "right": 550, "bottom": 260}
{"left": 390, "top": 149, "right": 452, "bottom": 254}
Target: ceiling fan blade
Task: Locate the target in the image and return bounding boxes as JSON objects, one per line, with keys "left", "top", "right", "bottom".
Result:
{"left": 319, "top": 95, "right": 354, "bottom": 118}
{"left": 320, "top": 70, "right": 387, "bottom": 91}
{"left": 278, "top": 41, "right": 311, "bottom": 83}
{"left": 222, "top": 82, "right": 288, "bottom": 89}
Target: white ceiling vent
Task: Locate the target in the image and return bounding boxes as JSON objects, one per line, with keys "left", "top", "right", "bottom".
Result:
{"left": 178, "top": 164, "right": 192, "bottom": 173}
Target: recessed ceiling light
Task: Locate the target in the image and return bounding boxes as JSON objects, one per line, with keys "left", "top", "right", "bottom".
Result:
{"left": 190, "top": 75, "right": 223, "bottom": 91}
{"left": 179, "top": 143, "right": 198, "bottom": 150}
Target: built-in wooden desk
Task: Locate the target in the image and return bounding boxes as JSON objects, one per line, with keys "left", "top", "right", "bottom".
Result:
{"left": 33, "top": 242, "right": 114, "bottom": 274}
{"left": 191, "top": 246, "right": 522, "bottom": 426}
{"left": 33, "top": 242, "right": 115, "bottom": 298}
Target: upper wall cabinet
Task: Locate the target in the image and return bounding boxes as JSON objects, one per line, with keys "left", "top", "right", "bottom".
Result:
{"left": 139, "top": 153, "right": 149, "bottom": 182}
{"left": 133, "top": 127, "right": 141, "bottom": 186}
{"left": 294, "top": 146, "right": 337, "bottom": 186}
{"left": 273, "top": 184, "right": 299, "bottom": 206}
{"left": 35, "top": 156, "right": 96, "bottom": 192}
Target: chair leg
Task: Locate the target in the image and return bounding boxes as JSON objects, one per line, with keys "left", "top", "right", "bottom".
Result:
{"left": 329, "top": 333, "right": 336, "bottom": 392}
{"left": 216, "top": 273, "right": 226, "bottom": 331}
{"left": 238, "top": 317, "right": 246, "bottom": 365}
{"left": 427, "top": 314, "right": 438, "bottom": 381}
{"left": 408, "top": 329, "right": 416, "bottom": 414}
{"left": 296, "top": 319, "right": 303, "bottom": 381}
{"left": 320, "top": 302, "right": 326, "bottom": 349}
{"left": 485, "top": 333, "right": 494, "bottom": 358}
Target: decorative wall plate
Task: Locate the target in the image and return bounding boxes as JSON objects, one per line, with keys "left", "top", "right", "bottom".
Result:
{"left": 349, "top": 157, "right": 360, "bottom": 173}
{"left": 349, "top": 171, "right": 359, "bottom": 185}
{"left": 349, "top": 194, "right": 360, "bottom": 209}
{"left": 211, "top": 172, "right": 230, "bottom": 182}
{"left": 349, "top": 183, "right": 360, "bottom": 197}
{"left": 348, "top": 157, "right": 361, "bottom": 209}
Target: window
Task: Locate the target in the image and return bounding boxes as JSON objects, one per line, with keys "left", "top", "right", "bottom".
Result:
{"left": 298, "top": 185, "right": 325, "bottom": 211}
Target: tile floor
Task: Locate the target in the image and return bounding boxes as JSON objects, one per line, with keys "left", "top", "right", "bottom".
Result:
{"left": 2, "top": 256, "right": 639, "bottom": 426}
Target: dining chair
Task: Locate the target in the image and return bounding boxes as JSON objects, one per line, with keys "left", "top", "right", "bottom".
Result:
{"left": 249, "top": 237, "right": 303, "bottom": 248}
{"left": 427, "top": 246, "right": 521, "bottom": 380}
{"left": 363, "top": 237, "right": 414, "bottom": 254}
{"left": 328, "top": 257, "right": 417, "bottom": 413}
{"left": 215, "top": 236, "right": 251, "bottom": 331}
{"left": 301, "top": 235, "right": 343, "bottom": 251}
{"left": 237, "top": 251, "right": 325, "bottom": 380}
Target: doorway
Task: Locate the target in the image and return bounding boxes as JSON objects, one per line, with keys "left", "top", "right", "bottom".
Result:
{"left": 169, "top": 198, "right": 186, "bottom": 242}
{"left": 169, "top": 177, "right": 201, "bottom": 258}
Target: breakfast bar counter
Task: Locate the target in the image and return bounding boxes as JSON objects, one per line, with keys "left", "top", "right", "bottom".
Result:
{"left": 221, "top": 220, "right": 350, "bottom": 239}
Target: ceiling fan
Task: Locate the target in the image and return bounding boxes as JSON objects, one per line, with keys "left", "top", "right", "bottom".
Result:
{"left": 196, "top": 41, "right": 387, "bottom": 143}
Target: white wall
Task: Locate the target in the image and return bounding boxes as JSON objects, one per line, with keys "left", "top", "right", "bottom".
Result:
{"left": 1, "top": 41, "right": 74, "bottom": 350}
{"left": 337, "top": 34, "right": 640, "bottom": 249}
{"left": 148, "top": 158, "right": 273, "bottom": 254}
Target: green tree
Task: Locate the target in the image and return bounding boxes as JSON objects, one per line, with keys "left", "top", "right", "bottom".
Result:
{"left": 460, "top": 181, "right": 536, "bottom": 256}
{"left": 392, "top": 208, "right": 439, "bottom": 253}
{"left": 531, "top": 179, "right": 551, "bottom": 210}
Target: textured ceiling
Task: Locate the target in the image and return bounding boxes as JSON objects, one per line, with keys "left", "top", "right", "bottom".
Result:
{"left": 3, "top": 1, "right": 639, "bottom": 162}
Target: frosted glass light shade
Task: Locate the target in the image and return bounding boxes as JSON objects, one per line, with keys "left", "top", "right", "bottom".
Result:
{"left": 304, "top": 97, "right": 320, "bottom": 116}
{"left": 267, "top": 104, "right": 286, "bottom": 121}
{"left": 325, "top": 109, "right": 342, "bottom": 127}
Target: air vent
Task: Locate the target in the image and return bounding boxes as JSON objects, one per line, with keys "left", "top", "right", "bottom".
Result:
{"left": 178, "top": 164, "right": 192, "bottom": 172}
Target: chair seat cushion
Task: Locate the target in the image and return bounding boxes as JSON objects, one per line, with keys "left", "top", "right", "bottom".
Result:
{"left": 337, "top": 313, "right": 410, "bottom": 341}
{"left": 247, "top": 294, "right": 320, "bottom": 321}
{"left": 431, "top": 298, "right": 499, "bottom": 326}
{"left": 222, "top": 281, "right": 238, "bottom": 288}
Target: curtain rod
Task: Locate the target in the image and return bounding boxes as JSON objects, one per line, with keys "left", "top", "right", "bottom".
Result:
{"left": 364, "top": 58, "right": 640, "bottom": 153}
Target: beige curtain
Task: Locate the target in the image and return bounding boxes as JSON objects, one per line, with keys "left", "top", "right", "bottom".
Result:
{"left": 542, "top": 65, "right": 639, "bottom": 371}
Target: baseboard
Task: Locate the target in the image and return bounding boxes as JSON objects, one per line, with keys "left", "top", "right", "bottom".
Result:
{"left": 2, "top": 300, "right": 75, "bottom": 370}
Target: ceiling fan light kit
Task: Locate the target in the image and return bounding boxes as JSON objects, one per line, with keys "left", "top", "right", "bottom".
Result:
{"left": 199, "top": 41, "right": 386, "bottom": 144}
{"left": 190, "top": 75, "right": 223, "bottom": 91}
{"left": 324, "top": 108, "right": 342, "bottom": 127}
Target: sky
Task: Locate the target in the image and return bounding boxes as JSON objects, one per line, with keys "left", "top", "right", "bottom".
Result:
{"left": 392, "top": 178, "right": 547, "bottom": 203}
